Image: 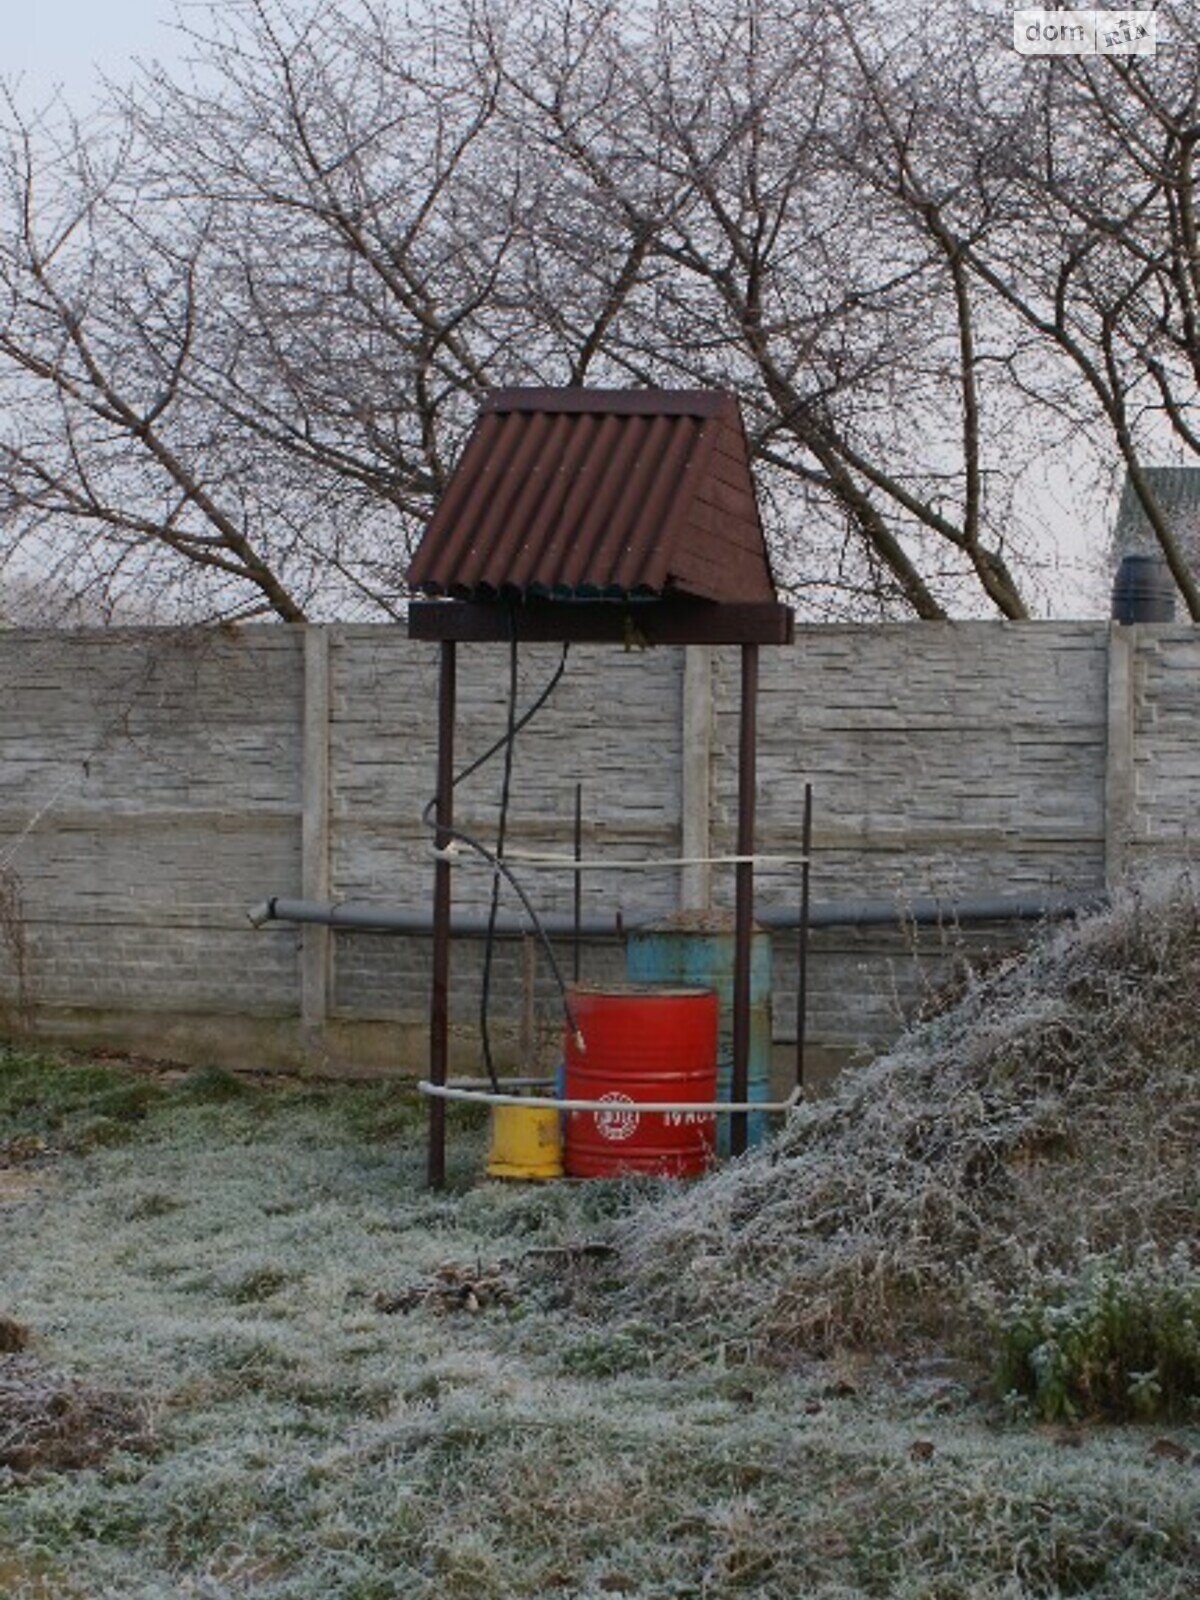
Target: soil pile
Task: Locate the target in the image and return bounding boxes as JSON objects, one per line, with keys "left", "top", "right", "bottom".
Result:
{"left": 622, "top": 886, "right": 1200, "bottom": 1354}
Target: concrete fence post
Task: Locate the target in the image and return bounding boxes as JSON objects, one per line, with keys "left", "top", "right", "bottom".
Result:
{"left": 300, "top": 626, "right": 331, "bottom": 1060}
{"left": 1104, "top": 623, "right": 1136, "bottom": 888}
{"left": 680, "top": 645, "right": 714, "bottom": 910}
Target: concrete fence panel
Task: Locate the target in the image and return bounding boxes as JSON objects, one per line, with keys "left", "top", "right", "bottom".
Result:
{"left": 1, "top": 621, "right": 1196, "bottom": 1082}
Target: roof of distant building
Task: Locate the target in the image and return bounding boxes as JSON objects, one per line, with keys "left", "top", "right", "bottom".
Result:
{"left": 1114, "top": 467, "right": 1200, "bottom": 552}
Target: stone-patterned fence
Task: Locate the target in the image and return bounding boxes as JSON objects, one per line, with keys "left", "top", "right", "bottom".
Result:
{"left": 0, "top": 623, "right": 1195, "bottom": 1085}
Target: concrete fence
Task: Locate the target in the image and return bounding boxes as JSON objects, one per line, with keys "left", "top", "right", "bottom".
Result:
{"left": 1, "top": 622, "right": 1196, "bottom": 1087}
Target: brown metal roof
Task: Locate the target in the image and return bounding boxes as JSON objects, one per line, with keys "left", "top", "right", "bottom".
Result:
{"left": 406, "top": 388, "right": 778, "bottom": 604}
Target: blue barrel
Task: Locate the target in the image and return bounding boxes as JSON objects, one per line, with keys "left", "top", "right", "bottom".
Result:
{"left": 627, "top": 912, "right": 773, "bottom": 1153}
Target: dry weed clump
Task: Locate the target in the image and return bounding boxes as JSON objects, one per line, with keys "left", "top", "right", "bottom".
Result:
{"left": 622, "top": 885, "right": 1200, "bottom": 1359}
{"left": 0, "top": 1355, "right": 152, "bottom": 1476}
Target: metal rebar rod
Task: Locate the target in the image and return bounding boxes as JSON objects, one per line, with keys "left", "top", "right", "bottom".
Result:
{"left": 797, "top": 781, "right": 812, "bottom": 1093}
{"left": 573, "top": 781, "right": 583, "bottom": 983}
{"left": 427, "top": 640, "right": 456, "bottom": 1190}
{"left": 520, "top": 933, "right": 536, "bottom": 1066}
{"left": 732, "top": 642, "right": 759, "bottom": 1157}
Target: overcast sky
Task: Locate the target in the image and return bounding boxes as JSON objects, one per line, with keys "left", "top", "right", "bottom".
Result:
{"left": 5, "top": 1, "right": 186, "bottom": 108}
{"left": 0, "top": 0, "right": 1119, "bottom": 616}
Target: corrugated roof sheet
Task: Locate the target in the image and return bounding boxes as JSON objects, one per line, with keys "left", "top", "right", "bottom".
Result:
{"left": 406, "top": 388, "right": 777, "bottom": 603}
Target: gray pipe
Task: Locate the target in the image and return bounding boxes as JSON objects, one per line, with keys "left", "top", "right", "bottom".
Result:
{"left": 249, "top": 891, "right": 1101, "bottom": 937}
{"left": 248, "top": 896, "right": 625, "bottom": 938}
{"left": 757, "top": 891, "right": 1101, "bottom": 931}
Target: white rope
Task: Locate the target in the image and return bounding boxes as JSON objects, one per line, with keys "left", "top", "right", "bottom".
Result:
{"left": 418, "top": 1080, "right": 803, "bottom": 1116}
{"left": 432, "top": 844, "right": 810, "bottom": 871}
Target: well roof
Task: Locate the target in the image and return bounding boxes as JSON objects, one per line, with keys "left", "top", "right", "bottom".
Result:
{"left": 405, "top": 388, "right": 777, "bottom": 604}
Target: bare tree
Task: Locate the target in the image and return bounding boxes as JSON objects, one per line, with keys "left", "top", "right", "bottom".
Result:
{"left": 474, "top": 0, "right": 1045, "bottom": 617}
{"left": 843, "top": 0, "right": 1200, "bottom": 613}
{"left": 0, "top": 94, "right": 311, "bottom": 621}
{"left": 0, "top": 2, "right": 526, "bottom": 622}
{"left": 983, "top": 5, "right": 1200, "bottom": 614}
{"left": 1, "top": 0, "right": 1196, "bottom": 624}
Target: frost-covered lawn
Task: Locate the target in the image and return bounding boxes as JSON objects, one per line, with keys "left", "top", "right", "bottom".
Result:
{"left": 0, "top": 1051, "right": 1196, "bottom": 1600}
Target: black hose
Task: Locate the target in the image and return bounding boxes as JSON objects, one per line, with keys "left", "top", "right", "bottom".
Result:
{"left": 421, "top": 639, "right": 582, "bottom": 1065}
{"left": 419, "top": 642, "right": 569, "bottom": 830}
{"left": 438, "top": 644, "right": 570, "bottom": 797}
{"left": 479, "top": 627, "right": 519, "bottom": 1090}
{"left": 427, "top": 821, "right": 583, "bottom": 1051}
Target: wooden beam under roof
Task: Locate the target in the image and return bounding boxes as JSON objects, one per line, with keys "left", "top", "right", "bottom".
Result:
{"left": 407, "top": 598, "right": 795, "bottom": 646}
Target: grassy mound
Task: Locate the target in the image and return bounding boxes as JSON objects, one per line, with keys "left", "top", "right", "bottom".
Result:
{"left": 621, "top": 886, "right": 1200, "bottom": 1376}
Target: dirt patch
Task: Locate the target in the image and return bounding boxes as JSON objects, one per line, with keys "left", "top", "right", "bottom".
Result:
{"left": 0, "top": 1356, "right": 152, "bottom": 1476}
{"left": 0, "top": 1167, "right": 49, "bottom": 1204}
{"left": 0, "top": 1556, "right": 73, "bottom": 1599}
{"left": 0, "top": 1317, "right": 30, "bottom": 1353}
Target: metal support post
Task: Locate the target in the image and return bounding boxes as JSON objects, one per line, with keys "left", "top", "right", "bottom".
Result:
{"left": 427, "top": 640, "right": 457, "bottom": 1188}
{"left": 732, "top": 642, "right": 758, "bottom": 1156}
{"left": 573, "top": 781, "right": 583, "bottom": 983}
{"left": 797, "top": 782, "right": 812, "bottom": 1092}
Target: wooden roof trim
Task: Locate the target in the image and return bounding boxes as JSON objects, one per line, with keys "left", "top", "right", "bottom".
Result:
{"left": 409, "top": 598, "right": 795, "bottom": 645}
{"left": 482, "top": 388, "right": 733, "bottom": 418}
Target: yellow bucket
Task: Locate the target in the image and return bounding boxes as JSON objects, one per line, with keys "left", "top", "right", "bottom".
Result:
{"left": 486, "top": 1103, "right": 564, "bottom": 1181}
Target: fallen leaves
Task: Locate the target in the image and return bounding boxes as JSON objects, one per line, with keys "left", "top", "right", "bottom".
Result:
{"left": 374, "top": 1263, "right": 517, "bottom": 1316}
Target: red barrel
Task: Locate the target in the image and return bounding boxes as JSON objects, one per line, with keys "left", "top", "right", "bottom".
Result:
{"left": 564, "top": 984, "right": 719, "bottom": 1179}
